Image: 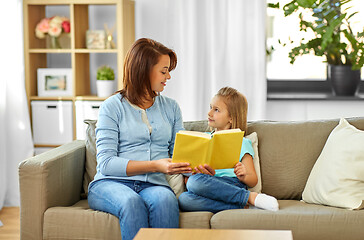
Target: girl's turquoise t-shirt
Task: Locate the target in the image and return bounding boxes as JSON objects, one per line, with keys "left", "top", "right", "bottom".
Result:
{"left": 214, "top": 136, "right": 255, "bottom": 178}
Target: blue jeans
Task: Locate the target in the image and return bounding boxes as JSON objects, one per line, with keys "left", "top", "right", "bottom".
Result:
{"left": 88, "top": 179, "right": 179, "bottom": 240}
{"left": 178, "top": 174, "right": 250, "bottom": 213}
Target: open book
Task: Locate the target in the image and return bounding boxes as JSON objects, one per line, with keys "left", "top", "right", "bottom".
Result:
{"left": 172, "top": 129, "right": 244, "bottom": 170}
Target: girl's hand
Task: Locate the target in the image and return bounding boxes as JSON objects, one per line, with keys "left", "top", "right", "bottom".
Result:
{"left": 234, "top": 162, "right": 247, "bottom": 181}
{"left": 156, "top": 158, "right": 192, "bottom": 175}
{"left": 194, "top": 164, "right": 215, "bottom": 176}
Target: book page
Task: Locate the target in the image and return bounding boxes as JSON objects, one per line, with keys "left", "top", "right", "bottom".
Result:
{"left": 208, "top": 131, "right": 244, "bottom": 169}
{"left": 172, "top": 132, "right": 210, "bottom": 169}
{"left": 212, "top": 128, "right": 242, "bottom": 135}
{"left": 177, "top": 130, "right": 211, "bottom": 139}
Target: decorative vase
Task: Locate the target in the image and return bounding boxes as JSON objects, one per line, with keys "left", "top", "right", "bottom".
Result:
{"left": 327, "top": 65, "right": 361, "bottom": 96}
{"left": 96, "top": 80, "right": 115, "bottom": 97}
{"left": 50, "top": 36, "right": 61, "bottom": 49}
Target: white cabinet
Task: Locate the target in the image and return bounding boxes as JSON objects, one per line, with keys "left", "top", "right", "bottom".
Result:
{"left": 31, "top": 101, "right": 73, "bottom": 145}
{"left": 267, "top": 101, "right": 364, "bottom": 121}
{"left": 34, "top": 147, "right": 54, "bottom": 155}
{"left": 75, "top": 100, "right": 102, "bottom": 139}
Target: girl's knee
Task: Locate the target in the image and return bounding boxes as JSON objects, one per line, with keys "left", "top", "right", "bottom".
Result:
{"left": 186, "top": 174, "right": 207, "bottom": 192}
{"left": 178, "top": 192, "right": 191, "bottom": 208}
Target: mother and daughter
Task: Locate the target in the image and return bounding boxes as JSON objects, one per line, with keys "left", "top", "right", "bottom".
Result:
{"left": 88, "top": 38, "right": 279, "bottom": 240}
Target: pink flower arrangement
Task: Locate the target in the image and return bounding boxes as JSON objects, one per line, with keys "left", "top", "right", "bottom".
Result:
{"left": 35, "top": 16, "right": 70, "bottom": 39}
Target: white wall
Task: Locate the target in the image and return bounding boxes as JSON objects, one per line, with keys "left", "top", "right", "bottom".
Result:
{"left": 267, "top": 101, "right": 364, "bottom": 121}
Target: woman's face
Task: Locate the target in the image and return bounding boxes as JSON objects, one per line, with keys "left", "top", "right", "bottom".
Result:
{"left": 150, "top": 54, "right": 171, "bottom": 93}
{"left": 207, "top": 96, "right": 232, "bottom": 131}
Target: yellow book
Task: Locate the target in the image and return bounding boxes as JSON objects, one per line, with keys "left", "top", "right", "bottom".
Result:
{"left": 172, "top": 129, "right": 244, "bottom": 170}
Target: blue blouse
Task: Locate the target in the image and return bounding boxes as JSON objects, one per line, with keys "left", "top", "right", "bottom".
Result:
{"left": 91, "top": 93, "right": 184, "bottom": 187}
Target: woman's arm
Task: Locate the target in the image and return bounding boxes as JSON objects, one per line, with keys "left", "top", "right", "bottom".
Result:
{"left": 126, "top": 158, "right": 191, "bottom": 176}
{"left": 234, "top": 153, "right": 258, "bottom": 188}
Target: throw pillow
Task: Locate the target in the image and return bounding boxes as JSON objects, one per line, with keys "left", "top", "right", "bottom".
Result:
{"left": 302, "top": 118, "right": 364, "bottom": 210}
{"left": 245, "top": 132, "right": 262, "bottom": 193}
{"left": 83, "top": 119, "right": 97, "bottom": 195}
{"left": 165, "top": 174, "right": 186, "bottom": 198}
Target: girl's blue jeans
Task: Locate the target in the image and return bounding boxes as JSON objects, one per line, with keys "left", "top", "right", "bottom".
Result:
{"left": 178, "top": 174, "right": 250, "bottom": 213}
{"left": 88, "top": 179, "right": 179, "bottom": 240}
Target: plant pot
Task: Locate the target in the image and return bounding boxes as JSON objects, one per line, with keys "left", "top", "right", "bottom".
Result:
{"left": 327, "top": 65, "right": 361, "bottom": 96}
{"left": 96, "top": 80, "right": 115, "bottom": 97}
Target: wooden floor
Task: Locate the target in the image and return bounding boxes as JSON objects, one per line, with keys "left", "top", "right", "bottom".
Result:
{"left": 0, "top": 207, "right": 20, "bottom": 240}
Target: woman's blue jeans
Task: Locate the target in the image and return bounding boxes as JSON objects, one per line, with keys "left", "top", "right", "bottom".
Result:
{"left": 178, "top": 174, "right": 250, "bottom": 213}
{"left": 88, "top": 179, "right": 179, "bottom": 240}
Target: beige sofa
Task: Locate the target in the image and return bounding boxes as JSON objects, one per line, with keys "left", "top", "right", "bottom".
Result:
{"left": 19, "top": 118, "right": 364, "bottom": 240}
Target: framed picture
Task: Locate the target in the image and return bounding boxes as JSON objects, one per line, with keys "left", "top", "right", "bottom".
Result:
{"left": 86, "top": 30, "right": 106, "bottom": 49}
{"left": 37, "top": 68, "right": 73, "bottom": 97}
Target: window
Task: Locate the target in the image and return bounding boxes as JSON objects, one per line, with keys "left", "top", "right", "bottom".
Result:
{"left": 266, "top": 0, "right": 364, "bottom": 81}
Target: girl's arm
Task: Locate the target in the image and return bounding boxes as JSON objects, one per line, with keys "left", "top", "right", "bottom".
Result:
{"left": 234, "top": 153, "right": 258, "bottom": 188}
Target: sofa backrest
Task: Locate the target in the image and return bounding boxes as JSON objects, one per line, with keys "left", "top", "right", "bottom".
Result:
{"left": 247, "top": 117, "right": 364, "bottom": 200}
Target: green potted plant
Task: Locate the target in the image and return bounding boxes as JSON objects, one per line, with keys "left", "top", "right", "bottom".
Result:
{"left": 269, "top": 0, "right": 364, "bottom": 96}
{"left": 96, "top": 65, "right": 115, "bottom": 97}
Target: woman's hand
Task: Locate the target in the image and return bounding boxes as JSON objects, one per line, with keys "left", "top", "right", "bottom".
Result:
{"left": 194, "top": 164, "right": 215, "bottom": 176}
{"left": 155, "top": 158, "right": 192, "bottom": 175}
{"left": 234, "top": 162, "right": 247, "bottom": 182}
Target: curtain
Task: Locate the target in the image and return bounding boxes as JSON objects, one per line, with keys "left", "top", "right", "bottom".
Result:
{"left": 0, "top": 0, "right": 34, "bottom": 210}
{"left": 135, "top": 0, "right": 267, "bottom": 121}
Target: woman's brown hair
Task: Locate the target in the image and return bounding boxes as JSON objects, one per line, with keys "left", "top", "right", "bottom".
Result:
{"left": 216, "top": 87, "right": 248, "bottom": 133}
{"left": 118, "top": 38, "right": 177, "bottom": 106}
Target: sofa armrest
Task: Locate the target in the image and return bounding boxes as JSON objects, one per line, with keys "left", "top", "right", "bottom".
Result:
{"left": 19, "top": 140, "right": 86, "bottom": 240}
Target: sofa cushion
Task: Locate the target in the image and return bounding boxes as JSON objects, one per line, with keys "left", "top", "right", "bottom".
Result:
{"left": 180, "top": 211, "right": 214, "bottom": 229}
{"left": 165, "top": 174, "right": 186, "bottom": 198}
{"left": 245, "top": 132, "right": 261, "bottom": 193}
{"left": 43, "top": 200, "right": 121, "bottom": 240}
{"left": 43, "top": 200, "right": 213, "bottom": 240}
{"left": 302, "top": 118, "right": 364, "bottom": 210}
{"left": 246, "top": 117, "right": 364, "bottom": 200}
{"left": 83, "top": 119, "right": 98, "bottom": 195}
{"left": 210, "top": 200, "right": 364, "bottom": 240}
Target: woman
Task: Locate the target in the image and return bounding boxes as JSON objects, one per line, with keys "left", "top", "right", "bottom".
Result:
{"left": 88, "top": 38, "right": 192, "bottom": 240}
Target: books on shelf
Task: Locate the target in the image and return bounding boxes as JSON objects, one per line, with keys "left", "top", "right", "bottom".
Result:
{"left": 172, "top": 129, "right": 244, "bottom": 170}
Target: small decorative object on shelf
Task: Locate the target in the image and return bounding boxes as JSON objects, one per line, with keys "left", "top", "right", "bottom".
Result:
{"left": 104, "top": 23, "right": 116, "bottom": 49}
{"left": 35, "top": 16, "right": 71, "bottom": 49}
{"left": 37, "top": 68, "right": 73, "bottom": 96}
{"left": 86, "top": 30, "right": 106, "bottom": 49}
{"left": 96, "top": 65, "right": 115, "bottom": 97}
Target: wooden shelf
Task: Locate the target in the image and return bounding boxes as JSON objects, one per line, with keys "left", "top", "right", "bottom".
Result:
{"left": 30, "top": 96, "right": 74, "bottom": 101}
{"left": 24, "top": 0, "right": 135, "bottom": 148}
{"left": 75, "top": 95, "right": 107, "bottom": 101}
{"left": 34, "top": 144, "right": 61, "bottom": 148}
{"left": 75, "top": 49, "right": 118, "bottom": 53}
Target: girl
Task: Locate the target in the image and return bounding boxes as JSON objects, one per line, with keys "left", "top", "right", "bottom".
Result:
{"left": 178, "top": 87, "right": 279, "bottom": 213}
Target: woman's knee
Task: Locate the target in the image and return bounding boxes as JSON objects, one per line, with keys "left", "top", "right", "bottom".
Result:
{"left": 154, "top": 188, "right": 178, "bottom": 209}
{"left": 141, "top": 187, "right": 178, "bottom": 213}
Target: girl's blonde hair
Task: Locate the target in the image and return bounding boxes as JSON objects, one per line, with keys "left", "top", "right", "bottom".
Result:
{"left": 216, "top": 87, "right": 248, "bottom": 133}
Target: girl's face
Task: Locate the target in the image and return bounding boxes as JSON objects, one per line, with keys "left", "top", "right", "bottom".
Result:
{"left": 207, "top": 96, "right": 232, "bottom": 131}
{"left": 150, "top": 54, "right": 171, "bottom": 93}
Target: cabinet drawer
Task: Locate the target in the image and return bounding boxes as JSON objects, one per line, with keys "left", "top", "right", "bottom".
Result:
{"left": 75, "top": 100, "right": 103, "bottom": 139}
{"left": 31, "top": 101, "right": 73, "bottom": 145}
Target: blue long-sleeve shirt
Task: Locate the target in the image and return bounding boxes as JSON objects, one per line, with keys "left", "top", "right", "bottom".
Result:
{"left": 91, "top": 93, "right": 184, "bottom": 187}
